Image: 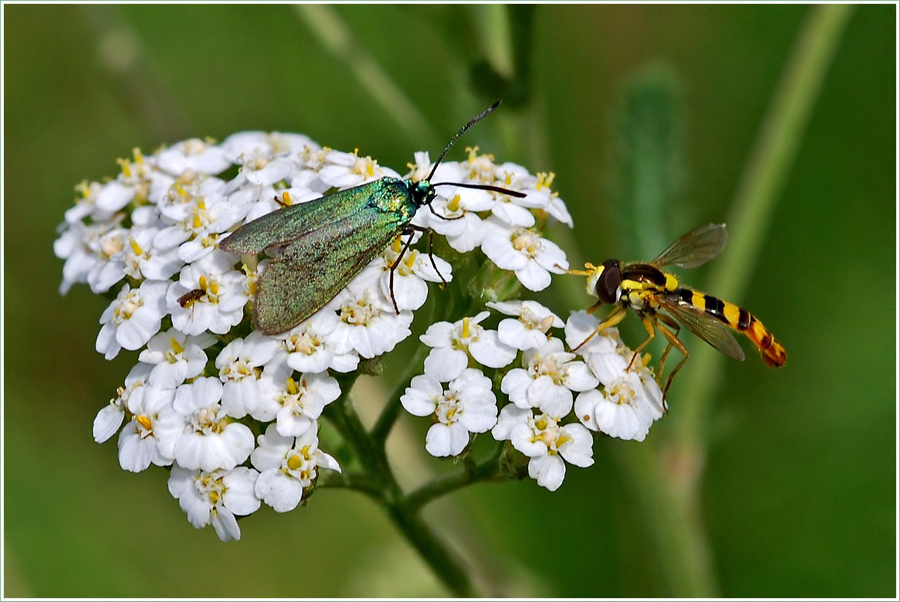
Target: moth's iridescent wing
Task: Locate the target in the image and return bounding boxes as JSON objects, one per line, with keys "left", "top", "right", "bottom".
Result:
{"left": 252, "top": 197, "right": 409, "bottom": 335}
{"left": 219, "top": 180, "right": 385, "bottom": 255}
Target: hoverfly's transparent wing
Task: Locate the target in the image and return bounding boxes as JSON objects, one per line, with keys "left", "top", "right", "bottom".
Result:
{"left": 252, "top": 206, "right": 403, "bottom": 335}
{"left": 650, "top": 223, "right": 728, "bottom": 269}
{"left": 658, "top": 293, "right": 745, "bottom": 361}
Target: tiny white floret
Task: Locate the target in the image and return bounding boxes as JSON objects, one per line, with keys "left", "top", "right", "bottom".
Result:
{"left": 168, "top": 465, "right": 260, "bottom": 541}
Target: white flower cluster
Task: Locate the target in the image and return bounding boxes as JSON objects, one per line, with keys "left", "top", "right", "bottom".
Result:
{"left": 56, "top": 131, "right": 574, "bottom": 540}
{"left": 401, "top": 301, "right": 666, "bottom": 492}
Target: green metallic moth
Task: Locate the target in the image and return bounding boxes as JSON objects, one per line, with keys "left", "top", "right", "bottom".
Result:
{"left": 219, "top": 100, "right": 524, "bottom": 335}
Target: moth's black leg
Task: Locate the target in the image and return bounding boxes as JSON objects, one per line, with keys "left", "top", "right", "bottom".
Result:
{"left": 410, "top": 225, "right": 447, "bottom": 288}
{"left": 389, "top": 232, "right": 416, "bottom": 314}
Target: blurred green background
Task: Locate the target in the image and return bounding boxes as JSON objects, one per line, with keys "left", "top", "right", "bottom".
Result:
{"left": 4, "top": 4, "right": 896, "bottom": 597}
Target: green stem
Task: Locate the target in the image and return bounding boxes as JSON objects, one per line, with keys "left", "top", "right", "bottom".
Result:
{"left": 293, "top": 4, "right": 439, "bottom": 147}
{"left": 370, "top": 299, "right": 438, "bottom": 445}
{"left": 611, "top": 441, "right": 717, "bottom": 596}
{"left": 385, "top": 503, "right": 476, "bottom": 597}
{"left": 316, "top": 471, "right": 384, "bottom": 501}
{"left": 671, "top": 4, "right": 853, "bottom": 452}
{"left": 405, "top": 443, "right": 504, "bottom": 512}
{"left": 324, "top": 381, "right": 476, "bottom": 596}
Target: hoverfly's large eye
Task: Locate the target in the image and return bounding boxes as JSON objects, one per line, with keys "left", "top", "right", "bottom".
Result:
{"left": 596, "top": 259, "right": 621, "bottom": 304}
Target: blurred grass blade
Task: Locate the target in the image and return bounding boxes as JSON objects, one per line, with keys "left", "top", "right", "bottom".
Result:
{"left": 611, "top": 66, "right": 683, "bottom": 259}
{"left": 468, "top": 5, "right": 514, "bottom": 81}
{"left": 611, "top": 441, "right": 718, "bottom": 596}
{"left": 294, "top": 4, "right": 438, "bottom": 147}
{"left": 80, "top": 5, "right": 193, "bottom": 142}
{"left": 720, "top": 4, "right": 854, "bottom": 301}
{"left": 672, "top": 4, "right": 854, "bottom": 445}
{"left": 606, "top": 66, "right": 720, "bottom": 597}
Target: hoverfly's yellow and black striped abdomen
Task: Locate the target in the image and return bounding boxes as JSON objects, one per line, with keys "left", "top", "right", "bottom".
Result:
{"left": 673, "top": 287, "right": 787, "bottom": 367}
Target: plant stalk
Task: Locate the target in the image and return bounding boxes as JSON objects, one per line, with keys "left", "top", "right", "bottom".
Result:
{"left": 324, "top": 382, "right": 476, "bottom": 596}
{"left": 646, "top": 5, "right": 852, "bottom": 596}
{"left": 405, "top": 443, "right": 504, "bottom": 512}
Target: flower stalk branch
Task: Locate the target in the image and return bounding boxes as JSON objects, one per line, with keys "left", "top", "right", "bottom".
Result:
{"left": 322, "top": 375, "right": 477, "bottom": 597}
{"left": 404, "top": 442, "right": 506, "bottom": 512}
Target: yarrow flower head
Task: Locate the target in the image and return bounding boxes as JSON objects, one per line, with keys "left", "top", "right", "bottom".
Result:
{"left": 420, "top": 311, "right": 516, "bottom": 382}
{"left": 251, "top": 424, "right": 341, "bottom": 513}
{"left": 96, "top": 280, "right": 169, "bottom": 360}
{"left": 58, "top": 122, "right": 673, "bottom": 544}
{"left": 500, "top": 337, "right": 599, "bottom": 416}
{"left": 566, "top": 311, "right": 666, "bottom": 441}
{"left": 481, "top": 217, "right": 569, "bottom": 291}
{"left": 168, "top": 465, "right": 260, "bottom": 542}
{"left": 488, "top": 300, "right": 564, "bottom": 351}
{"left": 492, "top": 404, "right": 594, "bottom": 492}
{"left": 400, "top": 369, "right": 498, "bottom": 457}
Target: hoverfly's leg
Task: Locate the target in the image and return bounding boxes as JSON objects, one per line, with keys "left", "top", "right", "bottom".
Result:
{"left": 573, "top": 305, "right": 627, "bottom": 352}
{"left": 389, "top": 232, "right": 417, "bottom": 315}
{"left": 655, "top": 320, "right": 690, "bottom": 406}
{"left": 586, "top": 301, "right": 603, "bottom": 315}
{"left": 627, "top": 314, "right": 657, "bottom": 371}
{"left": 655, "top": 313, "right": 682, "bottom": 383}
{"left": 556, "top": 262, "right": 600, "bottom": 277}
{"left": 408, "top": 225, "right": 448, "bottom": 288}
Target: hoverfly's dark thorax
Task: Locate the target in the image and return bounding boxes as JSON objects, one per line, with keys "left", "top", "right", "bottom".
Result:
{"left": 621, "top": 263, "right": 668, "bottom": 287}
{"left": 596, "top": 259, "right": 622, "bottom": 304}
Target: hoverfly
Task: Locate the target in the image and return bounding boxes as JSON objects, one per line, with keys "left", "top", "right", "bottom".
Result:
{"left": 567, "top": 223, "right": 786, "bottom": 397}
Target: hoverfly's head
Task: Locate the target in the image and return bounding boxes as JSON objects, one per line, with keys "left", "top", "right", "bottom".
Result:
{"left": 409, "top": 179, "right": 437, "bottom": 208}
{"left": 590, "top": 259, "right": 622, "bottom": 305}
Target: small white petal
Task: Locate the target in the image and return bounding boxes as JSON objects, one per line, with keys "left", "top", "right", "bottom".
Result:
{"left": 93, "top": 403, "right": 124, "bottom": 443}
{"left": 469, "top": 331, "right": 516, "bottom": 368}
{"left": 211, "top": 507, "right": 241, "bottom": 542}
{"left": 515, "top": 261, "right": 552, "bottom": 292}
{"left": 528, "top": 454, "right": 566, "bottom": 491}
{"left": 256, "top": 470, "right": 304, "bottom": 513}
{"left": 400, "top": 375, "right": 441, "bottom": 417}
{"left": 510, "top": 423, "right": 546, "bottom": 457}
{"left": 528, "top": 376, "right": 573, "bottom": 417}
{"left": 423, "top": 347, "right": 468, "bottom": 382}
{"left": 425, "top": 424, "right": 454, "bottom": 457}
{"left": 559, "top": 424, "right": 594, "bottom": 467}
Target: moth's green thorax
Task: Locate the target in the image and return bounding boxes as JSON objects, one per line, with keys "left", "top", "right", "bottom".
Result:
{"left": 219, "top": 101, "right": 520, "bottom": 335}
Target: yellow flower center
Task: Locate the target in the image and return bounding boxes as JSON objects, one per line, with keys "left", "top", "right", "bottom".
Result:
{"left": 512, "top": 229, "right": 539, "bottom": 256}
